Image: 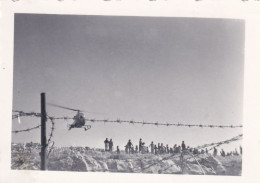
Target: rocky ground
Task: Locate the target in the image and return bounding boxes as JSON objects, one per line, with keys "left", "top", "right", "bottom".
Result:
{"left": 11, "top": 143, "right": 242, "bottom": 175}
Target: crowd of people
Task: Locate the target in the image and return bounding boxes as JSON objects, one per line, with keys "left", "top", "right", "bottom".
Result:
{"left": 104, "top": 138, "right": 242, "bottom": 157}
{"left": 122, "top": 139, "right": 205, "bottom": 155}
{"left": 218, "top": 147, "right": 242, "bottom": 157}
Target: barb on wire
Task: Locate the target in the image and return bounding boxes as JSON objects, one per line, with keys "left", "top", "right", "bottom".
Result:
{"left": 46, "top": 116, "right": 55, "bottom": 147}
{"left": 12, "top": 125, "right": 41, "bottom": 134}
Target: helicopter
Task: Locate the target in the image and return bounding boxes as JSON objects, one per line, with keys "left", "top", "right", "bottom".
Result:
{"left": 48, "top": 103, "right": 92, "bottom": 131}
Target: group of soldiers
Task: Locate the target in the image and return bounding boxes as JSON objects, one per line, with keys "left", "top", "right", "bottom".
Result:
{"left": 104, "top": 138, "right": 242, "bottom": 157}
{"left": 217, "top": 146, "right": 242, "bottom": 157}
{"left": 122, "top": 139, "right": 189, "bottom": 155}
{"left": 123, "top": 138, "right": 147, "bottom": 154}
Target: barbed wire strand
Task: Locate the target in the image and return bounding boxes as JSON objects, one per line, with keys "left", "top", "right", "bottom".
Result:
{"left": 12, "top": 112, "right": 55, "bottom": 155}
{"left": 47, "top": 141, "right": 55, "bottom": 159}
{"left": 86, "top": 118, "right": 243, "bottom": 128}
{"left": 184, "top": 134, "right": 242, "bottom": 161}
{"left": 12, "top": 111, "right": 243, "bottom": 129}
{"left": 12, "top": 125, "right": 41, "bottom": 134}
{"left": 49, "top": 117, "right": 243, "bottom": 129}
{"left": 12, "top": 111, "right": 42, "bottom": 119}
{"left": 196, "top": 134, "right": 242, "bottom": 150}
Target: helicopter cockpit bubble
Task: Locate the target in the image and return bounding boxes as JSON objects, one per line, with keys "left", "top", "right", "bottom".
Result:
{"left": 73, "top": 112, "right": 86, "bottom": 127}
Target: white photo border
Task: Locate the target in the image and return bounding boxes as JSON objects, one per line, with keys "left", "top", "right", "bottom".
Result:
{"left": 1, "top": 1, "right": 260, "bottom": 183}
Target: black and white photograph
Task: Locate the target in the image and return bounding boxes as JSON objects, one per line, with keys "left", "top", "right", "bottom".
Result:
{"left": 10, "top": 13, "right": 245, "bottom": 176}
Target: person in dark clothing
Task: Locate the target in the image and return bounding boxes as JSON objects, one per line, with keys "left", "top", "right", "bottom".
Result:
{"left": 127, "top": 139, "right": 133, "bottom": 154}
{"left": 181, "top": 141, "right": 186, "bottom": 151}
{"left": 193, "top": 148, "right": 198, "bottom": 155}
{"left": 141, "top": 142, "right": 146, "bottom": 153}
{"left": 173, "top": 144, "right": 177, "bottom": 154}
{"left": 158, "top": 143, "right": 161, "bottom": 154}
{"left": 117, "top": 146, "right": 120, "bottom": 154}
{"left": 149, "top": 141, "right": 155, "bottom": 154}
{"left": 135, "top": 145, "right": 138, "bottom": 153}
{"left": 189, "top": 148, "right": 193, "bottom": 153}
{"left": 177, "top": 145, "right": 181, "bottom": 153}
{"left": 154, "top": 145, "right": 158, "bottom": 155}
{"left": 221, "top": 149, "right": 225, "bottom": 157}
{"left": 234, "top": 148, "right": 239, "bottom": 156}
{"left": 104, "top": 138, "right": 109, "bottom": 151}
{"left": 166, "top": 144, "right": 169, "bottom": 154}
{"left": 139, "top": 138, "right": 143, "bottom": 152}
{"left": 109, "top": 139, "right": 113, "bottom": 152}
{"left": 240, "top": 146, "right": 242, "bottom": 155}
{"left": 161, "top": 143, "right": 164, "bottom": 154}
{"left": 124, "top": 145, "right": 128, "bottom": 153}
{"left": 170, "top": 148, "right": 173, "bottom": 154}
{"left": 213, "top": 147, "right": 218, "bottom": 156}
{"left": 131, "top": 146, "right": 135, "bottom": 154}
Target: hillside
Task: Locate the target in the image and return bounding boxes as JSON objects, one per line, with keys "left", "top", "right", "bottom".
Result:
{"left": 11, "top": 143, "right": 242, "bottom": 175}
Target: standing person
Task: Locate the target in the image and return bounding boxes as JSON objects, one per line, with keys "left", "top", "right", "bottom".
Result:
{"left": 161, "top": 143, "right": 164, "bottom": 154}
{"left": 149, "top": 141, "right": 155, "bottom": 154}
{"left": 135, "top": 145, "right": 138, "bottom": 153}
{"left": 177, "top": 145, "right": 181, "bottom": 153}
{"left": 173, "top": 144, "right": 177, "bottom": 153}
{"left": 235, "top": 148, "right": 239, "bottom": 156}
{"left": 158, "top": 143, "right": 161, "bottom": 154}
{"left": 109, "top": 139, "right": 113, "bottom": 152}
{"left": 131, "top": 146, "right": 135, "bottom": 154}
{"left": 141, "top": 142, "right": 146, "bottom": 154}
{"left": 166, "top": 144, "right": 169, "bottom": 154}
{"left": 170, "top": 148, "right": 173, "bottom": 154}
{"left": 221, "top": 149, "right": 225, "bottom": 157}
{"left": 139, "top": 138, "right": 143, "bottom": 153}
{"left": 117, "top": 146, "right": 120, "bottom": 154}
{"left": 127, "top": 139, "right": 133, "bottom": 154}
{"left": 154, "top": 145, "right": 158, "bottom": 155}
{"left": 206, "top": 148, "right": 208, "bottom": 154}
{"left": 213, "top": 147, "right": 218, "bottom": 156}
{"left": 125, "top": 144, "right": 128, "bottom": 154}
{"left": 181, "top": 141, "right": 186, "bottom": 151}
{"left": 240, "top": 146, "right": 242, "bottom": 155}
{"left": 104, "top": 138, "right": 109, "bottom": 151}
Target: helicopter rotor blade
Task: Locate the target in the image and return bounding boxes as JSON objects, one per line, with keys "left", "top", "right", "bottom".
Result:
{"left": 47, "top": 103, "right": 80, "bottom": 112}
{"left": 83, "top": 111, "right": 105, "bottom": 115}
{"left": 47, "top": 103, "right": 105, "bottom": 114}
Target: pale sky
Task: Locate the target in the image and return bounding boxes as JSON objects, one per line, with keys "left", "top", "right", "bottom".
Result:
{"left": 12, "top": 14, "right": 244, "bottom": 152}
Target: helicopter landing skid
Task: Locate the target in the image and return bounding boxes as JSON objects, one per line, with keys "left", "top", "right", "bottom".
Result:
{"left": 68, "top": 124, "right": 91, "bottom": 131}
{"left": 83, "top": 125, "right": 91, "bottom": 131}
